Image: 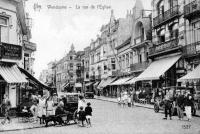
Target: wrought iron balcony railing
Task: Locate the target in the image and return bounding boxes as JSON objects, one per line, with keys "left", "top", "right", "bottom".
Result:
{"left": 149, "top": 38, "right": 179, "bottom": 56}
{"left": 130, "top": 62, "right": 149, "bottom": 72}
{"left": 153, "top": 5, "right": 179, "bottom": 28}
{"left": 182, "top": 41, "right": 200, "bottom": 56}
{"left": 184, "top": 0, "right": 200, "bottom": 19}
{"left": 134, "top": 35, "right": 144, "bottom": 45}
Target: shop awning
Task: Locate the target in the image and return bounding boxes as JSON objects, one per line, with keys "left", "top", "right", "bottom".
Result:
{"left": 93, "top": 81, "right": 100, "bottom": 87}
{"left": 124, "top": 77, "right": 137, "bottom": 85}
{"left": 0, "top": 65, "right": 28, "bottom": 84}
{"left": 101, "top": 77, "right": 117, "bottom": 88}
{"left": 110, "top": 77, "right": 132, "bottom": 86}
{"left": 62, "top": 83, "right": 69, "bottom": 88}
{"left": 136, "top": 55, "right": 181, "bottom": 81}
{"left": 85, "top": 82, "right": 94, "bottom": 87}
{"left": 178, "top": 64, "right": 200, "bottom": 81}
{"left": 75, "top": 83, "right": 82, "bottom": 88}
{"left": 97, "top": 79, "right": 106, "bottom": 89}
{"left": 18, "top": 67, "right": 54, "bottom": 91}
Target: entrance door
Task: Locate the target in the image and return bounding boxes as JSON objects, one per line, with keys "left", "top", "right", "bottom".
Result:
{"left": 0, "top": 84, "right": 6, "bottom": 116}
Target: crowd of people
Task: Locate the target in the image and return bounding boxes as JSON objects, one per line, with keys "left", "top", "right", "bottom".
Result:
{"left": 0, "top": 92, "right": 93, "bottom": 127}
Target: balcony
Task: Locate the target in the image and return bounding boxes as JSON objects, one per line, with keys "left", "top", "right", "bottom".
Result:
{"left": 132, "top": 35, "right": 150, "bottom": 49}
{"left": 130, "top": 62, "right": 149, "bottom": 72}
{"left": 153, "top": 5, "right": 180, "bottom": 28}
{"left": 184, "top": 0, "right": 200, "bottom": 20}
{"left": 134, "top": 35, "right": 144, "bottom": 45}
{"left": 182, "top": 41, "right": 200, "bottom": 57}
{"left": 149, "top": 38, "right": 180, "bottom": 57}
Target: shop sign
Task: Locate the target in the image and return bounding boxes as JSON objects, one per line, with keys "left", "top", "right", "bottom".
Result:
{"left": 1, "top": 42, "right": 22, "bottom": 60}
{"left": 176, "top": 69, "right": 185, "bottom": 74}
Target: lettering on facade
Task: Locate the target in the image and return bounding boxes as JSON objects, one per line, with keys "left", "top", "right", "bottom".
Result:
{"left": 1, "top": 43, "right": 22, "bottom": 60}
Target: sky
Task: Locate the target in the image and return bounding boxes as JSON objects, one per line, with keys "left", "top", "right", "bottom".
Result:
{"left": 25, "top": 0, "right": 151, "bottom": 78}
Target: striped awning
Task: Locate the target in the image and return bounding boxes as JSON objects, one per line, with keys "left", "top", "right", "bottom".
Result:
{"left": 75, "top": 83, "right": 82, "bottom": 88}
{"left": 0, "top": 65, "right": 28, "bottom": 84}
{"left": 110, "top": 77, "right": 132, "bottom": 86}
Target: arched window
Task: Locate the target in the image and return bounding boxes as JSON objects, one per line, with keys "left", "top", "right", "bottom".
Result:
{"left": 157, "top": 0, "right": 164, "bottom": 16}
{"left": 169, "top": 0, "right": 178, "bottom": 8}
{"left": 169, "top": 23, "right": 179, "bottom": 39}
{"left": 157, "top": 29, "right": 165, "bottom": 43}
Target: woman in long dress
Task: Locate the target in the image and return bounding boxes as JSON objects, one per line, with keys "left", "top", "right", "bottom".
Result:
{"left": 78, "top": 95, "right": 86, "bottom": 112}
{"left": 38, "top": 95, "right": 47, "bottom": 124}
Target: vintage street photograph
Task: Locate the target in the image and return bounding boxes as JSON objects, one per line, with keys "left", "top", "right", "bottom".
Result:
{"left": 0, "top": 0, "right": 200, "bottom": 133}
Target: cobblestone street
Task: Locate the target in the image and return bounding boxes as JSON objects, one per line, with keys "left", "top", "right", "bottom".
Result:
{"left": 2, "top": 99, "right": 200, "bottom": 134}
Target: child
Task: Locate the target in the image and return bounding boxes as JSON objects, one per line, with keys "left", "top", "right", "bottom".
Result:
{"left": 117, "top": 97, "right": 121, "bottom": 106}
{"left": 128, "top": 95, "right": 131, "bottom": 107}
{"left": 85, "top": 102, "right": 92, "bottom": 127}
{"left": 22, "top": 106, "right": 28, "bottom": 113}
{"left": 77, "top": 106, "right": 86, "bottom": 127}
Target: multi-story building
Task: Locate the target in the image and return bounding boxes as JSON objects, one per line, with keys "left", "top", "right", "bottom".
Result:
{"left": 23, "top": 12, "right": 36, "bottom": 75}
{"left": 39, "top": 69, "right": 48, "bottom": 83}
{"left": 180, "top": 0, "right": 200, "bottom": 90}
{"left": 136, "top": 0, "right": 184, "bottom": 89}
{"left": 83, "top": 46, "right": 90, "bottom": 83}
{"left": 45, "top": 61, "right": 57, "bottom": 87}
{"left": 55, "top": 44, "right": 84, "bottom": 93}
{"left": 0, "top": 0, "right": 34, "bottom": 111}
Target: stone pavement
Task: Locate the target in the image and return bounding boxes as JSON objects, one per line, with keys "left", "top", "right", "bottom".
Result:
{"left": 0, "top": 118, "right": 45, "bottom": 132}
{"left": 95, "top": 96, "right": 154, "bottom": 109}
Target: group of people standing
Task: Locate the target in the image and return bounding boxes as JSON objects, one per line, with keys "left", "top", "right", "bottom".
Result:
{"left": 163, "top": 91, "right": 194, "bottom": 121}
{"left": 117, "top": 89, "right": 135, "bottom": 107}
{"left": 28, "top": 92, "right": 61, "bottom": 124}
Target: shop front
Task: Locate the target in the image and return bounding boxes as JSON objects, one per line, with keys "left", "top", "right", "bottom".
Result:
{"left": 109, "top": 76, "right": 133, "bottom": 97}
{"left": 134, "top": 55, "right": 182, "bottom": 102}
{"left": 178, "top": 64, "right": 200, "bottom": 116}
{"left": 0, "top": 64, "right": 28, "bottom": 116}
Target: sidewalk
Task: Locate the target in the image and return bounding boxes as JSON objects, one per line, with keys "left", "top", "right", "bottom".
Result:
{"left": 95, "top": 96, "right": 154, "bottom": 109}
{"left": 0, "top": 118, "right": 45, "bottom": 132}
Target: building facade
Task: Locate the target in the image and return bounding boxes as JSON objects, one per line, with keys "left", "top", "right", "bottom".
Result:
{"left": 0, "top": 0, "right": 36, "bottom": 112}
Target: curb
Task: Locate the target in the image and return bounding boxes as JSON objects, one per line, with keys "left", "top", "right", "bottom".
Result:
{"left": 0, "top": 125, "right": 45, "bottom": 133}
{"left": 95, "top": 98, "right": 154, "bottom": 110}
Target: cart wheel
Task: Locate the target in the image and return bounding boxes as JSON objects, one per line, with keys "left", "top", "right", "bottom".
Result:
{"left": 73, "top": 110, "right": 78, "bottom": 124}
{"left": 154, "top": 104, "right": 159, "bottom": 113}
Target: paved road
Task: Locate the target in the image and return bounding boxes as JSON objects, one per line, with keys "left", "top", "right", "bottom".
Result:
{"left": 3, "top": 99, "right": 200, "bottom": 134}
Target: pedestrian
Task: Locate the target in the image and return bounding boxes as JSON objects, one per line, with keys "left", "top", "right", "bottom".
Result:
{"left": 0, "top": 94, "right": 11, "bottom": 125}
{"left": 78, "top": 95, "right": 86, "bottom": 112}
{"left": 38, "top": 94, "right": 47, "bottom": 124}
{"left": 85, "top": 102, "right": 92, "bottom": 127}
{"left": 117, "top": 96, "right": 121, "bottom": 106}
{"left": 77, "top": 106, "right": 86, "bottom": 127}
{"left": 184, "top": 94, "right": 193, "bottom": 121}
{"left": 52, "top": 93, "right": 59, "bottom": 115}
{"left": 30, "top": 99, "right": 38, "bottom": 123}
{"left": 163, "top": 94, "right": 173, "bottom": 120}
{"left": 176, "top": 92, "right": 184, "bottom": 120}
{"left": 46, "top": 95, "right": 54, "bottom": 116}
{"left": 123, "top": 90, "right": 128, "bottom": 107}
{"left": 127, "top": 95, "right": 132, "bottom": 107}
